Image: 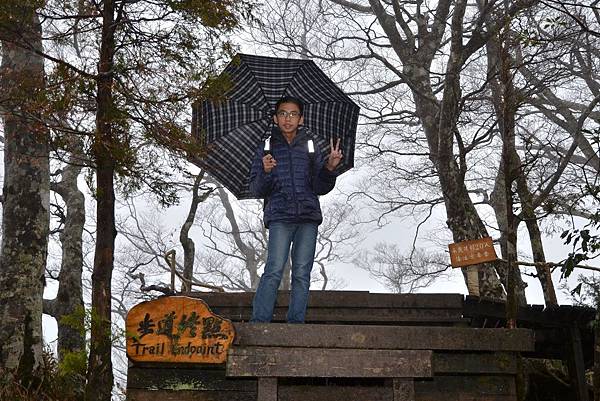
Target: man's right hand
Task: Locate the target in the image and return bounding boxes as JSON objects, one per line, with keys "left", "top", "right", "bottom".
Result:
{"left": 263, "top": 154, "right": 277, "bottom": 173}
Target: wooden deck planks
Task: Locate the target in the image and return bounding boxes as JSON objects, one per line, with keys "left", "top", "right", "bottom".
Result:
{"left": 127, "top": 366, "right": 256, "bottom": 391}
{"left": 227, "top": 347, "right": 433, "bottom": 378}
{"left": 232, "top": 323, "right": 535, "bottom": 352}
{"left": 210, "top": 306, "right": 465, "bottom": 324}
{"left": 126, "top": 389, "right": 255, "bottom": 401}
{"left": 189, "top": 292, "right": 464, "bottom": 309}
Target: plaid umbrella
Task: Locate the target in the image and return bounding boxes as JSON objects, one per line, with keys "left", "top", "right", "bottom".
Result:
{"left": 192, "top": 53, "right": 359, "bottom": 199}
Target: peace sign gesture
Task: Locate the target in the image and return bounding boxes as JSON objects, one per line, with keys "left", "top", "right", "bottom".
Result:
{"left": 326, "top": 137, "right": 343, "bottom": 171}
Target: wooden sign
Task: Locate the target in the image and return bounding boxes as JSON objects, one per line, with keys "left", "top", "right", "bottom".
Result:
{"left": 126, "top": 296, "right": 234, "bottom": 364}
{"left": 448, "top": 237, "right": 497, "bottom": 268}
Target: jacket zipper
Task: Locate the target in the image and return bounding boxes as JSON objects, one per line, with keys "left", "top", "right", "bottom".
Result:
{"left": 287, "top": 141, "right": 299, "bottom": 217}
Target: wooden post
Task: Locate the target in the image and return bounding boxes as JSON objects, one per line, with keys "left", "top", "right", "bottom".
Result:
{"left": 257, "top": 378, "right": 278, "bottom": 401}
{"left": 595, "top": 303, "right": 600, "bottom": 401}
{"left": 566, "top": 326, "right": 590, "bottom": 401}
{"left": 393, "top": 379, "right": 415, "bottom": 401}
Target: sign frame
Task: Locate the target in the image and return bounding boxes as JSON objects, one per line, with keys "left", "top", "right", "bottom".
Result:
{"left": 126, "top": 296, "right": 235, "bottom": 364}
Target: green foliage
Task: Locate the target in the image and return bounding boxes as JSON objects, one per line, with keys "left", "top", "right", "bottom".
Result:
{"left": 541, "top": 15, "right": 568, "bottom": 30}
{"left": 0, "top": 1, "right": 44, "bottom": 28}
{"left": 58, "top": 350, "right": 87, "bottom": 378}
{"left": 60, "top": 305, "right": 123, "bottom": 346}
{"left": 560, "top": 226, "right": 600, "bottom": 279}
{"left": 0, "top": 349, "right": 81, "bottom": 401}
{"left": 196, "top": 71, "right": 235, "bottom": 103}
{"left": 166, "top": 0, "right": 255, "bottom": 29}
{"left": 560, "top": 126, "right": 600, "bottom": 282}
{"left": 59, "top": 305, "right": 87, "bottom": 335}
{"left": 517, "top": 14, "right": 568, "bottom": 48}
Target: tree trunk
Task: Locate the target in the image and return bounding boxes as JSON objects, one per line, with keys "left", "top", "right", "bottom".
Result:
{"left": 435, "top": 153, "right": 505, "bottom": 299}
{"left": 403, "top": 0, "right": 505, "bottom": 299}
{"left": 484, "top": 5, "right": 524, "bottom": 306}
{"left": 86, "top": 161, "right": 115, "bottom": 401}
{"left": 85, "top": 1, "right": 116, "bottom": 400}
{"left": 483, "top": 3, "right": 555, "bottom": 307}
{"left": 0, "top": 7, "right": 49, "bottom": 386}
{"left": 490, "top": 158, "right": 527, "bottom": 306}
{"left": 180, "top": 173, "right": 204, "bottom": 292}
{"left": 516, "top": 175, "right": 557, "bottom": 306}
{"left": 217, "top": 187, "right": 261, "bottom": 289}
{"left": 498, "top": 29, "right": 520, "bottom": 326}
{"left": 45, "top": 138, "right": 86, "bottom": 364}
{"left": 595, "top": 297, "right": 600, "bottom": 401}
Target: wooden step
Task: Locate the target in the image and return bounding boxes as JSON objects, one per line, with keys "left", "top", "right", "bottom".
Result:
{"left": 227, "top": 347, "right": 433, "bottom": 378}
{"left": 232, "top": 323, "right": 535, "bottom": 352}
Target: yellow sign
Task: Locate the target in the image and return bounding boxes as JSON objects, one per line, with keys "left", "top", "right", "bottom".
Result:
{"left": 448, "top": 237, "right": 497, "bottom": 268}
{"left": 126, "top": 296, "right": 234, "bottom": 364}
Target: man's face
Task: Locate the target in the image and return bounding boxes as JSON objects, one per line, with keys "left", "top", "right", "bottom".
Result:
{"left": 273, "top": 102, "right": 304, "bottom": 136}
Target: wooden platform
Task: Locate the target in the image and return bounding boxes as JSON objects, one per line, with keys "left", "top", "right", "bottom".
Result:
{"left": 193, "top": 291, "right": 467, "bottom": 325}
{"left": 126, "top": 291, "right": 553, "bottom": 401}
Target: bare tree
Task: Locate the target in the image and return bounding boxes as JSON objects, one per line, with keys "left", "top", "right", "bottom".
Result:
{"left": 354, "top": 245, "right": 449, "bottom": 293}
{"left": 43, "top": 137, "right": 87, "bottom": 377}
{"left": 197, "top": 184, "right": 361, "bottom": 292}
{"left": 117, "top": 174, "right": 221, "bottom": 294}
{"left": 179, "top": 171, "right": 214, "bottom": 291}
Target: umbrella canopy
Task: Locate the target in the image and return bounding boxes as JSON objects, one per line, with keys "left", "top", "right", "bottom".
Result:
{"left": 193, "top": 53, "right": 359, "bottom": 199}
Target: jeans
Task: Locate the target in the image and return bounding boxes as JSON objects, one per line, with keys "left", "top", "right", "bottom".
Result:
{"left": 251, "top": 222, "right": 318, "bottom": 323}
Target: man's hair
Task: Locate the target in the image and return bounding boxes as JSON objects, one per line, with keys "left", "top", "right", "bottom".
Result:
{"left": 275, "top": 96, "right": 304, "bottom": 115}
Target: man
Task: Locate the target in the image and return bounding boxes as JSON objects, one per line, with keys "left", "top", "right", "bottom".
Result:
{"left": 249, "top": 96, "right": 343, "bottom": 323}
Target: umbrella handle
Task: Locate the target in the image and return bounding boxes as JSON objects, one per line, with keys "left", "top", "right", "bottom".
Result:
{"left": 263, "top": 136, "right": 272, "bottom": 156}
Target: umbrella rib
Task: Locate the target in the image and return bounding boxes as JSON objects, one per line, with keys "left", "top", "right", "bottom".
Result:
{"left": 301, "top": 99, "right": 360, "bottom": 107}
{"left": 240, "top": 55, "right": 280, "bottom": 111}
{"left": 279, "top": 60, "right": 314, "bottom": 104}
{"left": 218, "top": 114, "right": 272, "bottom": 140}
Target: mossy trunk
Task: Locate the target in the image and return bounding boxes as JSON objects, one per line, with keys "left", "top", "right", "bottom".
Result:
{"left": 0, "top": 6, "right": 49, "bottom": 386}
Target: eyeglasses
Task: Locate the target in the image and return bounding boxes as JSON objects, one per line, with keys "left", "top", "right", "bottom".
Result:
{"left": 276, "top": 111, "right": 301, "bottom": 119}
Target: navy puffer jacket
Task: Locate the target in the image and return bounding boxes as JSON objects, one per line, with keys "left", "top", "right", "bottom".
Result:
{"left": 249, "top": 127, "right": 336, "bottom": 228}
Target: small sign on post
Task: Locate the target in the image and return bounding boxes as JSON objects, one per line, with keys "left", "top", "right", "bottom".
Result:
{"left": 448, "top": 237, "right": 497, "bottom": 268}
{"left": 126, "top": 296, "right": 234, "bottom": 364}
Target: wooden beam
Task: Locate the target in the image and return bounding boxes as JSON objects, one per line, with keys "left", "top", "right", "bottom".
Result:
{"left": 433, "top": 352, "right": 517, "bottom": 374}
{"left": 126, "top": 389, "right": 255, "bottom": 401}
{"left": 257, "top": 378, "right": 277, "bottom": 401}
{"left": 278, "top": 385, "right": 392, "bottom": 401}
{"left": 211, "top": 306, "right": 464, "bottom": 324}
{"left": 232, "top": 323, "right": 535, "bottom": 352}
{"left": 414, "top": 375, "right": 516, "bottom": 396}
{"left": 127, "top": 367, "right": 256, "bottom": 391}
{"left": 227, "top": 347, "right": 433, "bottom": 378}
{"left": 192, "top": 291, "right": 464, "bottom": 309}
{"left": 212, "top": 308, "right": 465, "bottom": 325}
{"left": 393, "top": 379, "right": 415, "bottom": 401}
